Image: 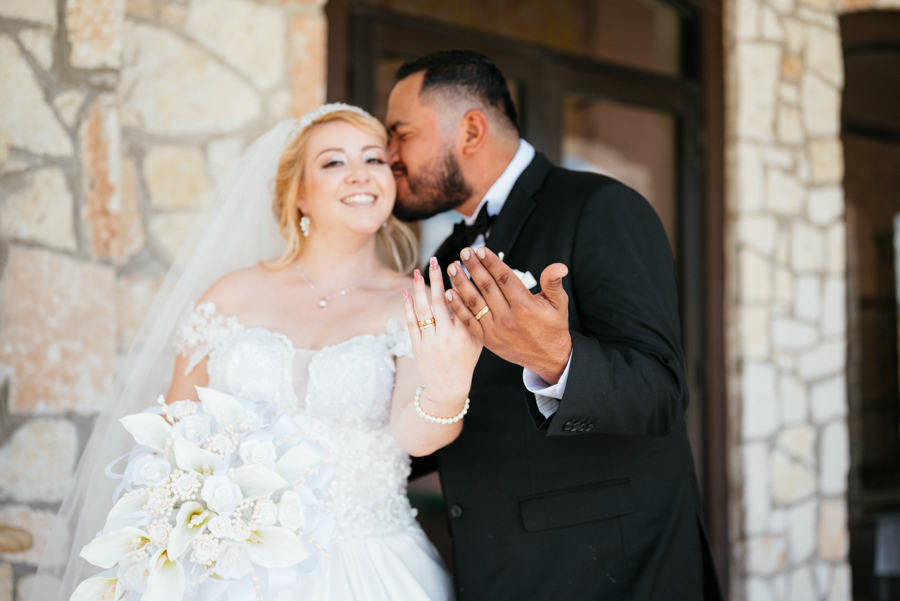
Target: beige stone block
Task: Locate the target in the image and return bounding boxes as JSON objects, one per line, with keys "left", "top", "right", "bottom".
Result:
{"left": 763, "top": 147, "right": 794, "bottom": 169}
{"left": 120, "top": 23, "right": 261, "bottom": 136}
{"left": 766, "top": 169, "right": 804, "bottom": 215}
{"left": 187, "top": 0, "right": 286, "bottom": 91}
{"left": 745, "top": 578, "right": 776, "bottom": 601}
{"left": 773, "top": 317, "right": 818, "bottom": 350}
{"left": 289, "top": 13, "right": 326, "bottom": 118}
{"left": 0, "top": 505, "right": 60, "bottom": 566}
{"left": 734, "top": 43, "right": 781, "bottom": 143}
{"left": 0, "top": 166, "right": 76, "bottom": 251}
{"left": 0, "top": 419, "right": 78, "bottom": 502}
{"left": 80, "top": 97, "right": 143, "bottom": 264}
{"left": 207, "top": 136, "right": 245, "bottom": 187}
{"left": 807, "top": 187, "right": 843, "bottom": 225}
{"left": 65, "top": 0, "right": 125, "bottom": 69}
{"left": 267, "top": 89, "right": 291, "bottom": 120}
{"left": 743, "top": 363, "right": 780, "bottom": 439}
{"left": 779, "top": 82, "right": 800, "bottom": 104}
{"left": 116, "top": 275, "right": 162, "bottom": 349}
{"left": 0, "top": 563, "right": 11, "bottom": 601}
{"left": 809, "top": 139, "right": 843, "bottom": 185}
{"left": 778, "top": 424, "right": 816, "bottom": 464}
{"left": 815, "top": 562, "right": 834, "bottom": 598}
{"left": 126, "top": 0, "right": 154, "bottom": 17}
{"left": 150, "top": 211, "right": 200, "bottom": 261}
{"left": 0, "top": 37, "right": 73, "bottom": 156}
{"left": 811, "top": 375, "right": 847, "bottom": 424}
{"left": 775, "top": 227, "right": 790, "bottom": 266}
{"left": 878, "top": 0, "right": 900, "bottom": 7}
{"left": 739, "top": 215, "right": 778, "bottom": 255}
{"left": 806, "top": 25, "right": 843, "bottom": 87}
{"left": 791, "top": 223, "right": 825, "bottom": 272}
{"left": 771, "top": 448, "right": 817, "bottom": 503}
{"left": 0, "top": 0, "right": 57, "bottom": 27}
{"left": 821, "top": 277, "right": 845, "bottom": 337}
{"left": 770, "top": 0, "right": 797, "bottom": 12}
{"left": 744, "top": 441, "right": 772, "bottom": 534}
{"left": 820, "top": 420, "right": 849, "bottom": 495}
{"left": 728, "top": 143, "right": 764, "bottom": 211}
{"left": 732, "top": 0, "right": 759, "bottom": 39}
{"left": 159, "top": 3, "right": 188, "bottom": 25}
{"left": 775, "top": 267, "right": 794, "bottom": 306}
{"left": 784, "top": 18, "right": 806, "bottom": 54}
{"left": 798, "top": 341, "right": 843, "bottom": 380}
{"left": 17, "top": 28, "right": 53, "bottom": 70}
{"left": 0, "top": 247, "right": 115, "bottom": 414}
{"left": 144, "top": 146, "right": 212, "bottom": 209}
{"left": 828, "top": 563, "right": 851, "bottom": 601}
{"left": 802, "top": 74, "right": 841, "bottom": 137}
{"left": 53, "top": 90, "right": 86, "bottom": 127}
{"left": 761, "top": 6, "right": 783, "bottom": 40}
{"left": 841, "top": 0, "right": 875, "bottom": 7}
{"left": 777, "top": 104, "right": 805, "bottom": 144}
{"left": 746, "top": 535, "right": 788, "bottom": 575}
{"left": 800, "top": 0, "right": 835, "bottom": 8}
{"left": 818, "top": 499, "right": 848, "bottom": 561}
{"left": 789, "top": 565, "right": 817, "bottom": 601}
{"left": 789, "top": 498, "right": 818, "bottom": 563}
{"left": 740, "top": 305, "right": 770, "bottom": 359}
{"left": 741, "top": 250, "right": 773, "bottom": 302}
{"left": 782, "top": 55, "right": 803, "bottom": 80}
{"left": 827, "top": 221, "right": 845, "bottom": 275}
{"left": 781, "top": 374, "right": 808, "bottom": 424}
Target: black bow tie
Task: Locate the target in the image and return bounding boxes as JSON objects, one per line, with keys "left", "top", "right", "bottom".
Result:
{"left": 431, "top": 204, "right": 496, "bottom": 286}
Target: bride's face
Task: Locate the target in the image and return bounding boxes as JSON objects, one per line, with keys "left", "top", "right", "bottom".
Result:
{"left": 297, "top": 120, "right": 396, "bottom": 239}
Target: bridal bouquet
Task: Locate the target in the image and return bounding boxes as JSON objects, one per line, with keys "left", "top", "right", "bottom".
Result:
{"left": 72, "top": 387, "right": 334, "bottom": 601}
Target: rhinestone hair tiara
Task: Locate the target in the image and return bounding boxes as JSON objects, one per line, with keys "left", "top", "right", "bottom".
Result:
{"left": 289, "top": 103, "right": 373, "bottom": 139}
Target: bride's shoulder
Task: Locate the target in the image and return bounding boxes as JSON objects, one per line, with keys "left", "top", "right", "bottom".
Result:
{"left": 197, "top": 265, "right": 274, "bottom": 316}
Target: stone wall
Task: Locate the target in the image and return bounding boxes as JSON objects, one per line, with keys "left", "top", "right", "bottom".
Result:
{"left": 725, "top": 0, "right": 900, "bottom": 599}
{"left": 0, "top": 0, "right": 326, "bottom": 597}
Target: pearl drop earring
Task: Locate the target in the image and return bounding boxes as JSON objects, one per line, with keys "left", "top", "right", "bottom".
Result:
{"left": 299, "top": 215, "right": 310, "bottom": 237}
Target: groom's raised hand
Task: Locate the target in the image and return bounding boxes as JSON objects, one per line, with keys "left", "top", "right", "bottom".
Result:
{"left": 445, "top": 247, "right": 572, "bottom": 385}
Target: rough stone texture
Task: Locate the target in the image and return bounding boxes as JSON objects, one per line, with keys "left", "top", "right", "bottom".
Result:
{"left": 0, "top": 167, "right": 77, "bottom": 251}
{"left": 53, "top": 90, "right": 86, "bottom": 127}
{"left": 0, "top": 505, "right": 59, "bottom": 566}
{"left": 0, "top": 246, "right": 115, "bottom": 415}
{"left": 0, "top": 419, "right": 77, "bottom": 502}
{"left": 17, "top": 28, "right": 54, "bottom": 70}
{"left": 207, "top": 136, "right": 245, "bottom": 186}
{"left": 0, "top": 37, "right": 73, "bottom": 156}
{"left": 143, "top": 145, "right": 212, "bottom": 208}
{"left": 289, "top": 13, "right": 326, "bottom": 118}
{"left": 116, "top": 275, "right": 162, "bottom": 349}
{"left": 149, "top": 211, "right": 199, "bottom": 261}
{"left": 65, "top": 0, "right": 126, "bottom": 69}
{"left": 186, "top": 0, "right": 286, "bottom": 91}
{"left": 0, "top": 564, "right": 11, "bottom": 601}
{"left": 0, "top": 0, "right": 57, "bottom": 27}
{"left": 119, "top": 22, "right": 261, "bottom": 136}
{"left": 818, "top": 498, "right": 848, "bottom": 561}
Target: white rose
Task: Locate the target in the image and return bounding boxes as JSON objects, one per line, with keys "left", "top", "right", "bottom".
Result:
{"left": 209, "top": 433, "right": 234, "bottom": 455}
{"left": 237, "top": 411, "right": 263, "bottom": 432}
{"left": 277, "top": 491, "right": 306, "bottom": 531}
{"left": 171, "top": 472, "right": 200, "bottom": 500}
{"left": 117, "top": 558, "right": 150, "bottom": 592}
{"left": 146, "top": 488, "right": 172, "bottom": 513}
{"left": 147, "top": 521, "right": 172, "bottom": 547}
{"left": 238, "top": 440, "right": 276, "bottom": 468}
{"left": 215, "top": 544, "right": 252, "bottom": 580}
{"left": 256, "top": 500, "right": 278, "bottom": 526}
{"left": 173, "top": 414, "right": 212, "bottom": 444}
{"left": 167, "top": 400, "right": 196, "bottom": 419}
{"left": 131, "top": 454, "right": 171, "bottom": 487}
{"left": 207, "top": 515, "right": 232, "bottom": 539}
{"left": 191, "top": 534, "right": 219, "bottom": 564}
{"left": 230, "top": 521, "right": 251, "bottom": 541}
{"left": 201, "top": 475, "right": 243, "bottom": 516}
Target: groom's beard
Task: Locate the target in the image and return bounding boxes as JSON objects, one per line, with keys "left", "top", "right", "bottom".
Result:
{"left": 392, "top": 150, "right": 472, "bottom": 222}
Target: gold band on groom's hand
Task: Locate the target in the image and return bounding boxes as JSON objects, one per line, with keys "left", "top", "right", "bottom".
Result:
{"left": 474, "top": 306, "right": 490, "bottom": 321}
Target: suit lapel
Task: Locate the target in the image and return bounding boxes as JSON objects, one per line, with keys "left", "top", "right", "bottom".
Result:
{"left": 485, "top": 152, "right": 553, "bottom": 257}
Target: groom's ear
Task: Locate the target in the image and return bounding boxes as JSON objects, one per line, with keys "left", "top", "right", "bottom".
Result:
{"left": 459, "top": 109, "right": 489, "bottom": 156}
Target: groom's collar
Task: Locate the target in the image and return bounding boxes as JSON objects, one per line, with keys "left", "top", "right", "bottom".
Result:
{"left": 460, "top": 139, "right": 536, "bottom": 226}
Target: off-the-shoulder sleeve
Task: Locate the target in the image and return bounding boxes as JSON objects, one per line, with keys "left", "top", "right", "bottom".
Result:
{"left": 383, "top": 318, "right": 413, "bottom": 358}
{"left": 174, "top": 301, "right": 241, "bottom": 375}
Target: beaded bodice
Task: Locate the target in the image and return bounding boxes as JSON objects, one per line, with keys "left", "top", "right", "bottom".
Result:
{"left": 176, "top": 301, "right": 417, "bottom": 540}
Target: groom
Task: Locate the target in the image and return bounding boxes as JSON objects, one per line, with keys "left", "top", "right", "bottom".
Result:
{"left": 386, "top": 51, "right": 722, "bottom": 601}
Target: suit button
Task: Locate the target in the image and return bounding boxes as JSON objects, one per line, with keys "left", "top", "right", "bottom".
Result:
{"left": 449, "top": 504, "right": 464, "bottom": 518}
{"left": 563, "top": 421, "right": 573, "bottom": 431}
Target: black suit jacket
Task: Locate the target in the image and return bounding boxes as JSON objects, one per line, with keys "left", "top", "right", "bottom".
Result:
{"left": 420, "top": 153, "right": 722, "bottom": 601}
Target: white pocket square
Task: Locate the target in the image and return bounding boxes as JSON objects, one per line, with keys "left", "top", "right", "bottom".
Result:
{"left": 513, "top": 269, "right": 538, "bottom": 289}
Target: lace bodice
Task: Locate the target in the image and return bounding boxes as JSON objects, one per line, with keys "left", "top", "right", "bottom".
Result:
{"left": 176, "top": 301, "right": 416, "bottom": 540}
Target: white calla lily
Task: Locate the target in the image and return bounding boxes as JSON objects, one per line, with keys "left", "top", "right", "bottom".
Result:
{"left": 172, "top": 435, "right": 220, "bottom": 476}
{"left": 196, "top": 386, "right": 244, "bottom": 428}
{"left": 80, "top": 527, "right": 149, "bottom": 569}
{"left": 231, "top": 465, "right": 287, "bottom": 502}
{"left": 69, "top": 575, "right": 124, "bottom": 601}
{"left": 119, "top": 414, "right": 172, "bottom": 452}
{"left": 103, "top": 490, "right": 150, "bottom": 534}
{"left": 246, "top": 526, "right": 309, "bottom": 568}
{"left": 274, "top": 444, "right": 321, "bottom": 483}
{"left": 144, "top": 549, "right": 185, "bottom": 601}
{"left": 168, "top": 501, "right": 213, "bottom": 559}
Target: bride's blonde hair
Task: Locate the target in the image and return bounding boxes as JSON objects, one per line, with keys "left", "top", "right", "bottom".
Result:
{"left": 264, "top": 110, "right": 418, "bottom": 273}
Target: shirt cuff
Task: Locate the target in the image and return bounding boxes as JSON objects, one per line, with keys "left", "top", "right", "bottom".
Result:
{"left": 522, "top": 352, "right": 573, "bottom": 418}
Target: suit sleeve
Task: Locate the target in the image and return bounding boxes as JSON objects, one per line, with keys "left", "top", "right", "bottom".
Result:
{"left": 533, "top": 180, "right": 688, "bottom": 438}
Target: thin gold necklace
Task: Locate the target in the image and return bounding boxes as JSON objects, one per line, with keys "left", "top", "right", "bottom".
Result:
{"left": 296, "top": 266, "right": 361, "bottom": 308}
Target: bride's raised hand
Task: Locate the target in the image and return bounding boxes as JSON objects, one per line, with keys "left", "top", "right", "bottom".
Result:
{"left": 403, "top": 257, "right": 483, "bottom": 417}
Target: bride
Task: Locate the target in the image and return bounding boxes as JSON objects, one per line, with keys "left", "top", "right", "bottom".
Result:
{"left": 29, "top": 104, "right": 479, "bottom": 601}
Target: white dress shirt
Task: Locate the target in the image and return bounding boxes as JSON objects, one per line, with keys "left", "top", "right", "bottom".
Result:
{"left": 457, "top": 139, "right": 572, "bottom": 419}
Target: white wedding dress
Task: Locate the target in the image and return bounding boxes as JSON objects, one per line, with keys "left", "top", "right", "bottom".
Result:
{"left": 177, "top": 301, "right": 454, "bottom": 601}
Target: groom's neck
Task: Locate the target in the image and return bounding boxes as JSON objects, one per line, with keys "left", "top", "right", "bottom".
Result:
{"left": 455, "top": 135, "right": 520, "bottom": 218}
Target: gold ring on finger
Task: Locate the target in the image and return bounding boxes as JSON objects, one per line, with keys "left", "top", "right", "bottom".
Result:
{"left": 419, "top": 322, "right": 435, "bottom": 331}
{"left": 417, "top": 317, "right": 436, "bottom": 328}
{"left": 474, "top": 305, "right": 490, "bottom": 321}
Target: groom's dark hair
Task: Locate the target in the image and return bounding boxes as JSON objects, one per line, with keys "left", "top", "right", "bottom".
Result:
{"left": 395, "top": 50, "right": 520, "bottom": 135}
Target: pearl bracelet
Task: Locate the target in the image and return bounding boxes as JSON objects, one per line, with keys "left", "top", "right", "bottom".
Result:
{"left": 414, "top": 386, "right": 469, "bottom": 424}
